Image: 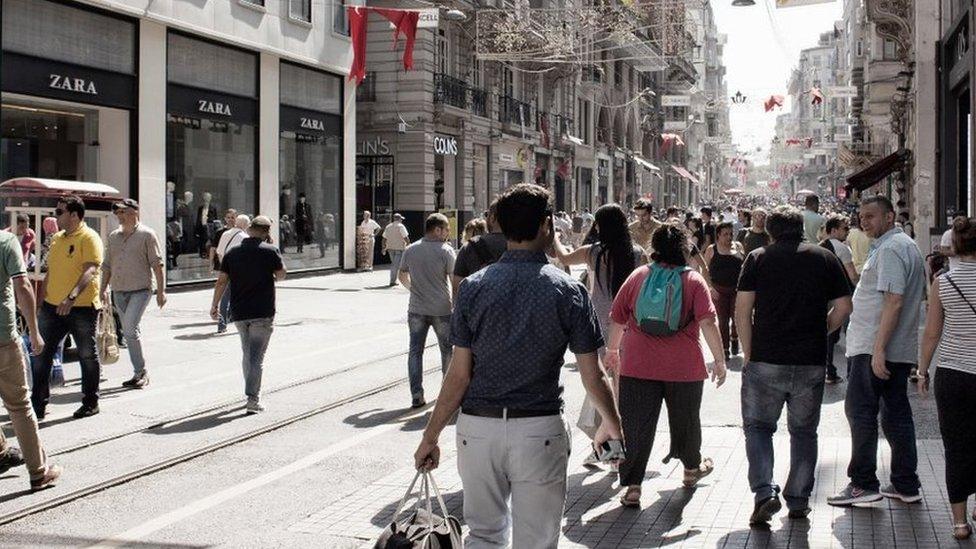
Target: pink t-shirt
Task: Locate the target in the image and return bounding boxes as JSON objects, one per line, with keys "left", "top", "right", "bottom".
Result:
{"left": 609, "top": 264, "right": 716, "bottom": 382}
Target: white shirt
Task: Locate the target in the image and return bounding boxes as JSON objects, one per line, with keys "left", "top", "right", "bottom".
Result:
{"left": 216, "top": 228, "right": 246, "bottom": 261}
{"left": 942, "top": 228, "right": 962, "bottom": 272}
{"left": 359, "top": 219, "right": 381, "bottom": 235}
{"left": 829, "top": 238, "right": 854, "bottom": 266}
{"left": 382, "top": 222, "right": 410, "bottom": 251}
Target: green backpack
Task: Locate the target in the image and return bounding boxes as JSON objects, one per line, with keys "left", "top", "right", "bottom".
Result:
{"left": 635, "top": 264, "right": 691, "bottom": 336}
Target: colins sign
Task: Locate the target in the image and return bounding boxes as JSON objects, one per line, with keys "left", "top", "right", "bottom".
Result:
{"left": 198, "top": 100, "right": 232, "bottom": 116}
{"left": 49, "top": 74, "right": 97, "bottom": 95}
{"left": 433, "top": 136, "right": 458, "bottom": 156}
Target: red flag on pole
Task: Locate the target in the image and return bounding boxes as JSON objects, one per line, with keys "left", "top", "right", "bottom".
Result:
{"left": 347, "top": 7, "right": 368, "bottom": 84}
{"left": 347, "top": 7, "right": 420, "bottom": 85}
{"left": 374, "top": 8, "right": 420, "bottom": 71}
{"left": 763, "top": 95, "right": 785, "bottom": 112}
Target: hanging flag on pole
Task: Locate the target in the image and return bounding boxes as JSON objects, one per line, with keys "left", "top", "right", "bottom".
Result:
{"left": 347, "top": 7, "right": 421, "bottom": 85}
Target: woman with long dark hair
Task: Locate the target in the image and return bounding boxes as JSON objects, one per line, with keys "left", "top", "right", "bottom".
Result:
{"left": 604, "top": 223, "right": 728, "bottom": 506}
{"left": 554, "top": 204, "right": 646, "bottom": 464}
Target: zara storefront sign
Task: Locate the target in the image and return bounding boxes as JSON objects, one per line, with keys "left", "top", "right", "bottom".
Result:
{"left": 300, "top": 117, "right": 325, "bottom": 131}
{"left": 433, "top": 135, "right": 459, "bottom": 156}
{"left": 198, "top": 100, "right": 232, "bottom": 116}
{"left": 48, "top": 74, "right": 97, "bottom": 95}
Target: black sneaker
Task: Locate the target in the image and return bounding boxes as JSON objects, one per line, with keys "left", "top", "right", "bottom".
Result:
{"left": 0, "top": 447, "right": 25, "bottom": 474}
{"left": 122, "top": 372, "right": 149, "bottom": 389}
{"left": 411, "top": 397, "right": 426, "bottom": 409}
{"left": 825, "top": 373, "right": 843, "bottom": 384}
{"left": 788, "top": 507, "right": 812, "bottom": 519}
{"left": 72, "top": 404, "right": 100, "bottom": 419}
{"left": 749, "top": 495, "right": 782, "bottom": 525}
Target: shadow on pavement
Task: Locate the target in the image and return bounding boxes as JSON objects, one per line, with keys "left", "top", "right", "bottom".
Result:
{"left": 564, "top": 485, "right": 699, "bottom": 548}
{"left": 146, "top": 407, "right": 245, "bottom": 435}
{"left": 170, "top": 321, "right": 217, "bottom": 329}
{"left": 37, "top": 415, "right": 77, "bottom": 429}
{"left": 0, "top": 533, "right": 210, "bottom": 548}
{"left": 173, "top": 332, "right": 236, "bottom": 341}
{"left": 343, "top": 407, "right": 429, "bottom": 433}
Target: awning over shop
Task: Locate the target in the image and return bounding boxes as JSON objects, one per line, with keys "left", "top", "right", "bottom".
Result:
{"left": 634, "top": 156, "right": 659, "bottom": 172}
{"left": 671, "top": 165, "right": 700, "bottom": 185}
{"left": 565, "top": 134, "right": 584, "bottom": 146}
{"left": 845, "top": 149, "right": 911, "bottom": 192}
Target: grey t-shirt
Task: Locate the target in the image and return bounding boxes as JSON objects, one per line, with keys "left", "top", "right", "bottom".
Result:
{"left": 846, "top": 227, "right": 926, "bottom": 364}
{"left": 401, "top": 238, "right": 457, "bottom": 316}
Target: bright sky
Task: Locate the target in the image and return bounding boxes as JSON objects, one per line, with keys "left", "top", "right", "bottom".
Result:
{"left": 711, "top": 0, "right": 843, "bottom": 163}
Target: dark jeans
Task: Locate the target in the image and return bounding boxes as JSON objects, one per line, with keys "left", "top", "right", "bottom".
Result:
{"left": 713, "top": 285, "right": 738, "bottom": 355}
{"left": 935, "top": 367, "right": 976, "bottom": 503}
{"left": 845, "top": 354, "right": 920, "bottom": 494}
{"left": 742, "top": 361, "right": 825, "bottom": 510}
{"left": 617, "top": 376, "right": 703, "bottom": 487}
{"left": 32, "top": 303, "right": 100, "bottom": 415}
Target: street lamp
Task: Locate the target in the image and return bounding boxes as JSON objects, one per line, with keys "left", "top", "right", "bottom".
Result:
{"left": 732, "top": 0, "right": 756, "bottom": 5}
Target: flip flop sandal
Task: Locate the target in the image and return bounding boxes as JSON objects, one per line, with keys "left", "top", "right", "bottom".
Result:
{"left": 619, "top": 487, "right": 641, "bottom": 507}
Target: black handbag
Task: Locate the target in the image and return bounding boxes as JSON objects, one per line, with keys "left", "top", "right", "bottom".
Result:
{"left": 374, "top": 470, "right": 462, "bottom": 549}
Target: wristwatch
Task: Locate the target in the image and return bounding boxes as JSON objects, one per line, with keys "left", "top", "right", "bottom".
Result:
{"left": 67, "top": 290, "right": 79, "bottom": 301}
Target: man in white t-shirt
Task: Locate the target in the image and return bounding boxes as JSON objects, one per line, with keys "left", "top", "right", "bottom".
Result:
{"left": 821, "top": 214, "right": 858, "bottom": 385}
{"left": 942, "top": 224, "right": 961, "bottom": 272}
{"left": 382, "top": 213, "right": 410, "bottom": 287}
{"left": 215, "top": 214, "right": 250, "bottom": 333}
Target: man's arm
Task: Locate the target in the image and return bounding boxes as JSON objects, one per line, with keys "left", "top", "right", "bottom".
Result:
{"left": 735, "top": 291, "right": 755, "bottom": 362}
{"left": 153, "top": 262, "right": 167, "bottom": 307}
{"left": 844, "top": 261, "right": 860, "bottom": 285}
{"left": 871, "top": 292, "right": 904, "bottom": 380}
{"left": 918, "top": 279, "right": 944, "bottom": 393}
{"left": 210, "top": 272, "right": 230, "bottom": 320}
{"left": 57, "top": 263, "right": 98, "bottom": 315}
{"left": 451, "top": 274, "right": 463, "bottom": 301}
{"left": 398, "top": 270, "right": 411, "bottom": 289}
{"left": 415, "top": 347, "right": 473, "bottom": 470}
{"left": 13, "top": 275, "right": 44, "bottom": 356}
{"left": 827, "top": 295, "right": 853, "bottom": 334}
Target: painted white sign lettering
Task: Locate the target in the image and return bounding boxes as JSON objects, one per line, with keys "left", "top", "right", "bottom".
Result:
{"left": 433, "top": 136, "right": 459, "bottom": 156}
{"left": 359, "top": 137, "right": 390, "bottom": 155}
{"left": 300, "top": 117, "right": 325, "bottom": 131}
{"left": 198, "top": 100, "right": 232, "bottom": 116}
{"left": 49, "top": 74, "right": 97, "bottom": 95}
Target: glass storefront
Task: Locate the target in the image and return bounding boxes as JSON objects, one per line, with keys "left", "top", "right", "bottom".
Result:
{"left": 1, "top": 104, "right": 90, "bottom": 181}
{"left": 279, "top": 62, "right": 343, "bottom": 271}
{"left": 165, "top": 33, "right": 258, "bottom": 283}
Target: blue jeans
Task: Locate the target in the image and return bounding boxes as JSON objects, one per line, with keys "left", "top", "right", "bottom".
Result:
{"left": 218, "top": 289, "right": 232, "bottom": 331}
{"left": 113, "top": 289, "right": 152, "bottom": 375}
{"left": 742, "top": 361, "right": 825, "bottom": 510}
{"left": 407, "top": 313, "right": 452, "bottom": 399}
{"left": 235, "top": 317, "right": 274, "bottom": 400}
{"left": 32, "top": 303, "right": 99, "bottom": 414}
{"left": 389, "top": 250, "right": 404, "bottom": 286}
{"left": 845, "top": 354, "right": 920, "bottom": 494}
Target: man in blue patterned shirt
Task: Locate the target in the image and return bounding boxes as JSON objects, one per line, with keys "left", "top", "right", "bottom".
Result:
{"left": 414, "top": 184, "right": 622, "bottom": 548}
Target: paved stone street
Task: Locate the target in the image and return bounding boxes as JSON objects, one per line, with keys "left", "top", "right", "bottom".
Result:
{"left": 0, "top": 268, "right": 965, "bottom": 548}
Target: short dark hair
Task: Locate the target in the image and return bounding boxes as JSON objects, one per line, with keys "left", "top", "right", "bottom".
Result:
{"left": 634, "top": 198, "right": 653, "bottom": 212}
{"left": 58, "top": 195, "right": 86, "bottom": 219}
{"left": 425, "top": 213, "right": 449, "bottom": 233}
{"left": 766, "top": 205, "right": 804, "bottom": 241}
{"left": 825, "top": 213, "right": 849, "bottom": 233}
{"left": 804, "top": 194, "right": 820, "bottom": 209}
{"left": 861, "top": 195, "right": 894, "bottom": 214}
{"left": 716, "top": 221, "right": 734, "bottom": 237}
{"left": 650, "top": 223, "right": 690, "bottom": 266}
{"left": 739, "top": 210, "right": 752, "bottom": 225}
{"left": 700, "top": 206, "right": 713, "bottom": 216}
{"left": 952, "top": 216, "right": 976, "bottom": 256}
{"left": 15, "top": 214, "right": 28, "bottom": 224}
{"left": 496, "top": 184, "right": 551, "bottom": 242}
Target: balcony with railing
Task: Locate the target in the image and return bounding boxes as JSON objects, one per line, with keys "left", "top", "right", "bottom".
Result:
{"left": 434, "top": 73, "right": 468, "bottom": 109}
{"left": 469, "top": 87, "right": 488, "bottom": 118}
{"left": 498, "top": 95, "right": 532, "bottom": 126}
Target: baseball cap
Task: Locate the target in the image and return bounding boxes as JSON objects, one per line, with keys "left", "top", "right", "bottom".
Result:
{"left": 113, "top": 198, "right": 139, "bottom": 211}
{"left": 392, "top": 213, "right": 404, "bottom": 220}
{"left": 250, "top": 215, "right": 273, "bottom": 229}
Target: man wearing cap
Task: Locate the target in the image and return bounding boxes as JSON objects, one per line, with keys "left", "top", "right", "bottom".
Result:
{"left": 211, "top": 216, "right": 286, "bottom": 414}
{"left": 382, "top": 213, "right": 410, "bottom": 287}
{"left": 101, "top": 198, "right": 166, "bottom": 389}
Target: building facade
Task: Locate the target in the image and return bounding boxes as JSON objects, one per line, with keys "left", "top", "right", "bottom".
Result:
{"left": 0, "top": 0, "right": 357, "bottom": 283}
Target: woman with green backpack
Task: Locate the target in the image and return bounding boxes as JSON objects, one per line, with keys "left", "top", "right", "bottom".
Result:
{"left": 603, "top": 223, "right": 729, "bottom": 507}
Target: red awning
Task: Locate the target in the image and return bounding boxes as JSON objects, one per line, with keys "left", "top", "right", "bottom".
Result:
{"left": 671, "top": 165, "right": 700, "bottom": 185}
{"left": 845, "top": 149, "right": 911, "bottom": 192}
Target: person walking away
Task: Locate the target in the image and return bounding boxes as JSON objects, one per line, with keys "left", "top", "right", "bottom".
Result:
{"left": 414, "top": 184, "right": 622, "bottom": 549}
{"left": 381, "top": 213, "right": 409, "bottom": 287}
{"left": 32, "top": 196, "right": 103, "bottom": 420}
{"left": 552, "top": 204, "right": 646, "bottom": 465}
{"left": 100, "top": 199, "right": 166, "bottom": 389}
{"left": 801, "top": 195, "right": 825, "bottom": 243}
{"left": 739, "top": 208, "right": 770, "bottom": 255}
{"left": 0, "top": 230, "right": 61, "bottom": 490}
{"left": 356, "top": 211, "right": 381, "bottom": 272}
{"left": 452, "top": 200, "right": 507, "bottom": 298}
{"left": 917, "top": 216, "right": 976, "bottom": 540}
{"left": 604, "top": 224, "right": 728, "bottom": 507}
{"left": 847, "top": 211, "right": 873, "bottom": 275}
{"left": 703, "top": 222, "right": 745, "bottom": 360}
{"left": 629, "top": 198, "right": 662, "bottom": 253}
{"left": 820, "top": 214, "right": 859, "bottom": 384}
{"left": 828, "top": 196, "right": 926, "bottom": 506}
{"left": 214, "top": 215, "right": 250, "bottom": 333}
{"left": 736, "top": 205, "right": 852, "bottom": 524}
{"left": 398, "top": 214, "right": 456, "bottom": 408}
{"left": 211, "top": 216, "right": 285, "bottom": 414}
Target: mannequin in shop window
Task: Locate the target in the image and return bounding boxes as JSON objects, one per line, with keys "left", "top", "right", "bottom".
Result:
{"left": 177, "top": 190, "right": 195, "bottom": 254}
{"left": 166, "top": 181, "right": 177, "bottom": 221}
{"left": 196, "top": 191, "right": 218, "bottom": 258}
{"left": 295, "top": 193, "right": 314, "bottom": 253}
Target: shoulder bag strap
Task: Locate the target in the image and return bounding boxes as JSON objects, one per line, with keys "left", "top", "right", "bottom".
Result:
{"left": 945, "top": 275, "right": 976, "bottom": 316}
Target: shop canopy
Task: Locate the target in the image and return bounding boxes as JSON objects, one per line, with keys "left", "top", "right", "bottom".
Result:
{"left": 671, "top": 165, "right": 700, "bottom": 185}
{"left": 634, "top": 156, "right": 660, "bottom": 172}
{"left": 0, "top": 178, "right": 121, "bottom": 200}
{"left": 845, "top": 149, "right": 911, "bottom": 192}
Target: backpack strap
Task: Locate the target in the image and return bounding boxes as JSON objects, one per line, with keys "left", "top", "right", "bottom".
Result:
{"left": 945, "top": 275, "right": 976, "bottom": 316}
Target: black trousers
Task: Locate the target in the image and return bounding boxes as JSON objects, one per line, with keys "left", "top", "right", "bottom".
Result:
{"left": 617, "top": 376, "right": 704, "bottom": 487}
{"left": 935, "top": 367, "right": 976, "bottom": 503}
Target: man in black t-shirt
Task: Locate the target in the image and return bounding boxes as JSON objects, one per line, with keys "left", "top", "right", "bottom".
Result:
{"left": 452, "top": 200, "right": 506, "bottom": 298}
{"left": 701, "top": 207, "right": 717, "bottom": 248}
{"left": 735, "top": 205, "right": 852, "bottom": 525}
{"left": 211, "top": 216, "right": 286, "bottom": 414}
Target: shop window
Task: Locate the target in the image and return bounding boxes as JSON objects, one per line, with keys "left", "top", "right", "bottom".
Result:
{"left": 333, "top": 0, "right": 350, "bottom": 36}
{"left": 289, "top": 0, "right": 311, "bottom": 23}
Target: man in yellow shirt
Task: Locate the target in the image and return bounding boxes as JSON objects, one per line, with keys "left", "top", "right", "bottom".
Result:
{"left": 32, "top": 195, "right": 104, "bottom": 420}
{"left": 847, "top": 211, "right": 873, "bottom": 275}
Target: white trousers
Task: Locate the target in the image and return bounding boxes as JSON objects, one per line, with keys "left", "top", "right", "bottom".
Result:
{"left": 455, "top": 412, "right": 571, "bottom": 549}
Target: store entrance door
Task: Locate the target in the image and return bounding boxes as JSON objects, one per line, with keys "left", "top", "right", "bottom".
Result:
{"left": 355, "top": 155, "right": 394, "bottom": 265}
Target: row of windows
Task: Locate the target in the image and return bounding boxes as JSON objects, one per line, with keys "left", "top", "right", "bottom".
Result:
{"left": 239, "top": 0, "right": 349, "bottom": 35}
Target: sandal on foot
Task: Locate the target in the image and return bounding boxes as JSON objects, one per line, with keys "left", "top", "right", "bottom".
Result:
{"left": 953, "top": 523, "right": 972, "bottom": 540}
{"left": 619, "top": 486, "right": 641, "bottom": 507}
{"left": 683, "top": 458, "right": 714, "bottom": 487}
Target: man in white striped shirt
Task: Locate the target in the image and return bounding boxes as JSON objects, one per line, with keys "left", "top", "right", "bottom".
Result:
{"left": 214, "top": 215, "right": 250, "bottom": 333}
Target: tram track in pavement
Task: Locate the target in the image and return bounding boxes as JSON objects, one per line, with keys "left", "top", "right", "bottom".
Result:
{"left": 0, "top": 357, "right": 441, "bottom": 527}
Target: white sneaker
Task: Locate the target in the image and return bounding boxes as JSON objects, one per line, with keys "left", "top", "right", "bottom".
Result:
{"left": 245, "top": 400, "right": 265, "bottom": 414}
{"left": 880, "top": 484, "right": 922, "bottom": 504}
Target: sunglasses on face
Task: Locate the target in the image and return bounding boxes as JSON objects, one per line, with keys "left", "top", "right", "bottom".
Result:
{"left": 55, "top": 208, "right": 65, "bottom": 216}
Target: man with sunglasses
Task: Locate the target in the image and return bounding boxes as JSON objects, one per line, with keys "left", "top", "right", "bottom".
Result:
{"left": 32, "top": 195, "right": 104, "bottom": 419}
{"left": 101, "top": 198, "right": 166, "bottom": 389}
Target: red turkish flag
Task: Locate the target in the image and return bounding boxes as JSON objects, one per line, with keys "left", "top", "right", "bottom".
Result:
{"left": 374, "top": 8, "right": 420, "bottom": 71}
{"left": 764, "top": 95, "right": 785, "bottom": 112}
{"left": 347, "top": 7, "right": 368, "bottom": 84}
